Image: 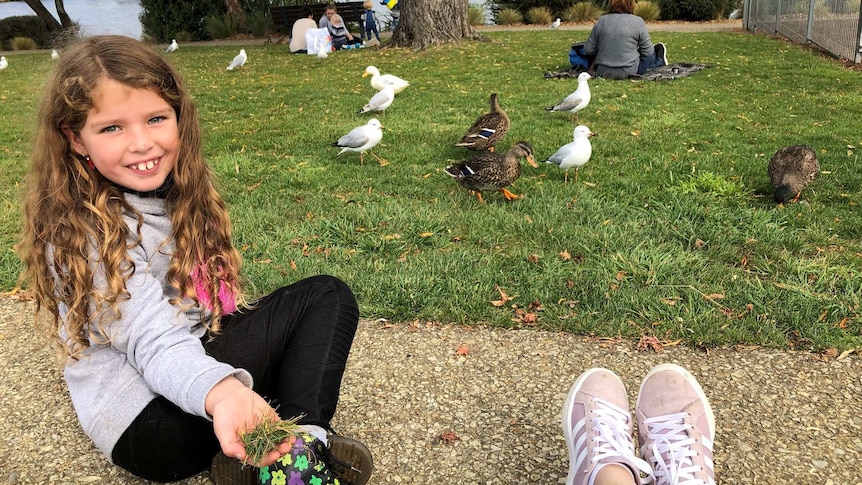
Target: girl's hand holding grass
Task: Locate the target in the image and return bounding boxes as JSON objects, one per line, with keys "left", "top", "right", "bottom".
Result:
{"left": 205, "top": 376, "right": 293, "bottom": 467}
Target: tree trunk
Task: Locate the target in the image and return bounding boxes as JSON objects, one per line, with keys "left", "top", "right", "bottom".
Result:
{"left": 225, "top": 0, "right": 247, "bottom": 29}
{"left": 54, "top": 0, "right": 74, "bottom": 28}
{"left": 389, "top": 0, "right": 481, "bottom": 50}
{"left": 23, "top": 0, "right": 62, "bottom": 30}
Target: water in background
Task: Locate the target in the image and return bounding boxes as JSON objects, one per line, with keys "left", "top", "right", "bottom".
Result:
{"left": 0, "top": 0, "right": 494, "bottom": 41}
{"left": 0, "top": 0, "right": 142, "bottom": 39}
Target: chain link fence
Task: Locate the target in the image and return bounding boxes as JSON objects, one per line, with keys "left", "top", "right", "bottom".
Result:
{"left": 742, "top": 0, "right": 862, "bottom": 62}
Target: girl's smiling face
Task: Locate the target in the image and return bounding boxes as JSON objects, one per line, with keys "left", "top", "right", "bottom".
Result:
{"left": 64, "top": 78, "right": 178, "bottom": 192}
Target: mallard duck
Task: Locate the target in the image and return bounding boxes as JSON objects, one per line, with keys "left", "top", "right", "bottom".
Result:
{"left": 544, "top": 125, "right": 595, "bottom": 183}
{"left": 445, "top": 141, "right": 537, "bottom": 202}
{"left": 456, "top": 93, "right": 510, "bottom": 152}
{"left": 768, "top": 145, "right": 819, "bottom": 203}
{"left": 363, "top": 65, "right": 410, "bottom": 94}
{"left": 333, "top": 118, "right": 386, "bottom": 165}
{"left": 546, "top": 72, "right": 591, "bottom": 122}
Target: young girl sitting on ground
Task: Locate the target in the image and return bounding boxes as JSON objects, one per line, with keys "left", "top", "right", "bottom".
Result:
{"left": 18, "top": 35, "right": 372, "bottom": 485}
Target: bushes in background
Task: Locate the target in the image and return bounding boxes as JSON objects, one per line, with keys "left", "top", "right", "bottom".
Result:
{"left": 0, "top": 16, "right": 51, "bottom": 50}
{"left": 634, "top": 1, "right": 661, "bottom": 21}
{"left": 562, "top": 2, "right": 603, "bottom": 22}
{"left": 140, "top": 0, "right": 226, "bottom": 42}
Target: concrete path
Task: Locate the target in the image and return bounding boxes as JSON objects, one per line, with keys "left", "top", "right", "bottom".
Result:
{"left": 1, "top": 296, "right": 860, "bottom": 484}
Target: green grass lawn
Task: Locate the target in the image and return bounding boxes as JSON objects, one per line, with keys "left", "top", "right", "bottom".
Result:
{"left": 1, "top": 30, "right": 860, "bottom": 351}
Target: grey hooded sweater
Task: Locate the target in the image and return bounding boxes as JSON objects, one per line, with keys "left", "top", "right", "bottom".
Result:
{"left": 58, "top": 193, "right": 252, "bottom": 461}
{"left": 583, "top": 13, "right": 656, "bottom": 78}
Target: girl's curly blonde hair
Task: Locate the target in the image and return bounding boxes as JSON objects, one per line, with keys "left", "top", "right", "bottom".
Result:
{"left": 18, "top": 35, "right": 245, "bottom": 359}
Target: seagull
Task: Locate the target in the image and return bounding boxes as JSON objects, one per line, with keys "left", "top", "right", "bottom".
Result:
{"left": 549, "top": 18, "right": 561, "bottom": 28}
{"left": 0, "top": 56, "right": 7, "bottom": 72}
{"left": 226, "top": 49, "right": 247, "bottom": 71}
{"left": 546, "top": 72, "right": 592, "bottom": 122}
{"left": 51, "top": 49, "right": 60, "bottom": 60}
{"left": 317, "top": 45, "right": 329, "bottom": 58}
{"left": 543, "top": 125, "right": 595, "bottom": 184}
{"left": 358, "top": 82, "right": 395, "bottom": 116}
{"left": 362, "top": 65, "right": 409, "bottom": 94}
{"left": 166, "top": 39, "right": 179, "bottom": 53}
{"left": 333, "top": 118, "right": 386, "bottom": 165}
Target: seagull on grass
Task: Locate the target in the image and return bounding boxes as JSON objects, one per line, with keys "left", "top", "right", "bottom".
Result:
{"left": 0, "top": 56, "right": 7, "bottom": 72}
{"left": 358, "top": 82, "right": 395, "bottom": 116}
{"left": 51, "top": 49, "right": 60, "bottom": 60}
{"left": 226, "top": 49, "right": 247, "bottom": 70}
{"left": 333, "top": 118, "right": 387, "bottom": 165}
{"left": 549, "top": 18, "right": 561, "bottom": 29}
{"left": 546, "top": 72, "right": 592, "bottom": 122}
{"left": 543, "top": 125, "right": 595, "bottom": 183}
{"left": 166, "top": 39, "right": 179, "bottom": 53}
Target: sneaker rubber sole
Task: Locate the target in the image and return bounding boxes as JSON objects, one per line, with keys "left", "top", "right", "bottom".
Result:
{"left": 329, "top": 435, "right": 374, "bottom": 485}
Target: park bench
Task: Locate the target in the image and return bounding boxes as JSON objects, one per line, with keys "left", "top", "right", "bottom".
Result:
{"left": 270, "top": 1, "right": 367, "bottom": 31}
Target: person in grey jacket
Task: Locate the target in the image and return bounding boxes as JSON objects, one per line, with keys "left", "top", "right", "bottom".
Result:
{"left": 19, "top": 35, "right": 372, "bottom": 485}
{"left": 582, "top": 0, "right": 668, "bottom": 79}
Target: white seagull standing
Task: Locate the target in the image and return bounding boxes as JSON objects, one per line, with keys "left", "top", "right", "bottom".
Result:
{"left": 362, "top": 65, "right": 409, "bottom": 94}
{"left": 358, "top": 82, "right": 396, "bottom": 116}
{"left": 543, "top": 125, "right": 595, "bottom": 184}
{"left": 0, "top": 56, "right": 7, "bottom": 72}
{"left": 166, "top": 39, "right": 179, "bottom": 53}
{"left": 333, "top": 118, "right": 386, "bottom": 165}
{"left": 51, "top": 49, "right": 60, "bottom": 60}
{"left": 546, "top": 72, "right": 592, "bottom": 122}
{"left": 226, "top": 49, "right": 247, "bottom": 70}
{"left": 549, "top": 18, "right": 561, "bottom": 28}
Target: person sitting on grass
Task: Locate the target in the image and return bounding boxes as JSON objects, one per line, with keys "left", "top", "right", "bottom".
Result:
{"left": 18, "top": 34, "right": 373, "bottom": 485}
{"left": 320, "top": 4, "right": 361, "bottom": 50}
{"left": 582, "top": 0, "right": 668, "bottom": 79}
{"left": 290, "top": 7, "right": 318, "bottom": 53}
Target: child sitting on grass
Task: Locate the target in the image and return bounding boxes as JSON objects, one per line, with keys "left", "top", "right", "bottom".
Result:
{"left": 18, "top": 34, "right": 372, "bottom": 485}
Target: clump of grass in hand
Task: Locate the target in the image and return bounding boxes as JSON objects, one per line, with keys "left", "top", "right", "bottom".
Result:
{"left": 240, "top": 415, "right": 302, "bottom": 465}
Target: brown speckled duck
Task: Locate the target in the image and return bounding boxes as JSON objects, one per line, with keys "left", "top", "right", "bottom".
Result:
{"left": 455, "top": 93, "right": 510, "bottom": 152}
{"left": 768, "top": 145, "right": 819, "bottom": 203}
{"left": 445, "top": 141, "right": 537, "bottom": 202}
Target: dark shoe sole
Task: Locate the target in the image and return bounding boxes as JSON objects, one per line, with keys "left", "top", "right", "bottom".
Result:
{"left": 328, "top": 435, "right": 374, "bottom": 485}
{"left": 210, "top": 452, "right": 257, "bottom": 485}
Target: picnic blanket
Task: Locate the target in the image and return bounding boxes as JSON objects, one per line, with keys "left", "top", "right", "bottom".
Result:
{"left": 544, "top": 63, "right": 710, "bottom": 81}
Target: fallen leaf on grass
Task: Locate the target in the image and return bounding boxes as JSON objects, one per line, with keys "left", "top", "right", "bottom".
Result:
{"left": 814, "top": 348, "right": 839, "bottom": 362}
{"left": 838, "top": 348, "right": 859, "bottom": 360}
{"left": 438, "top": 431, "right": 460, "bottom": 444}
{"left": 491, "top": 286, "right": 513, "bottom": 307}
{"left": 560, "top": 250, "right": 571, "bottom": 260}
{"left": 455, "top": 344, "right": 470, "bottom": 356}
{"left": 637, "top": 336, "right": 664, "bottom": 353}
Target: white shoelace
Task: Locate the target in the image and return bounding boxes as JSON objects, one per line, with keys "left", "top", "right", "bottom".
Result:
{"left": 641, "top": 412, "right": 714, "bottom": 485}
{"left": 579, "top": 398, "right": 653, "bottom": 484}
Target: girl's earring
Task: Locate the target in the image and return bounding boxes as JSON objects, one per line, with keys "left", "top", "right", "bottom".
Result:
{"left": 84, "top": 155, "right": 95, "bottom": 169}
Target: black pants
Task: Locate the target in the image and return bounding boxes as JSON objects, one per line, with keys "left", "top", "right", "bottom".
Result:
{"left": 111, "top": 275, "right": 359, "bottom": 482}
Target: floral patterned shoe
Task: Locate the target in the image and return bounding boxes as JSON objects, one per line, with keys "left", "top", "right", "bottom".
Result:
{"left": 258, "top": 431, "right": 372, "bottom": 485}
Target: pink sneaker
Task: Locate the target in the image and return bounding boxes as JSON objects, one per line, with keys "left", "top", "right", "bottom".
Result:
{"left": 562, "top": 368, "right": 653, "bottom": 485}
{"left": 636, "top": 364, "right": 716, "bottom": 485}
